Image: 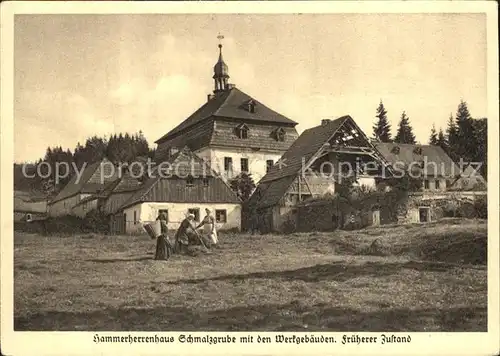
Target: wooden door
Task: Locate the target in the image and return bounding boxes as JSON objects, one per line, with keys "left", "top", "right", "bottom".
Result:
{"left": 372, "top": 210, "right": 380, "bottom": 226}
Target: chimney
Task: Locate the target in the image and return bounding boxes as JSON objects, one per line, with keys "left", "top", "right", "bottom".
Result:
{"left": 207, "top": 94, "right": 214, "bottom": 101}
{"left": 321, "top": 119, "right": 331, "bottom": 126}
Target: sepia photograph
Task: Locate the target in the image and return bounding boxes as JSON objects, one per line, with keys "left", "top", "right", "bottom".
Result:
{"left": 1, "top": 1, "right": 499, "bottom": 355}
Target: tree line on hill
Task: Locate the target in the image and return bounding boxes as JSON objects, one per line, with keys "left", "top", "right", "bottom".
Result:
{"left": 14, "top": 131, "right": 156, "bottom": 197}
{"left": 372, "top": 99, "right": 487, "bottom": 177}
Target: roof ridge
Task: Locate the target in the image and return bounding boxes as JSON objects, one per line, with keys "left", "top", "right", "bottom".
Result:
{"left": 155, "top": 87, "right": 297, "bottom": 144}
{"left": 260, "top": 116, "right": 349, "bottom": 183}
{"left": 155, "top": 91, "right": 230, "bottom": 143}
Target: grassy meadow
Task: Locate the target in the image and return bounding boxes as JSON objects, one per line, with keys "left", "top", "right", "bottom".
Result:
{"left": 14, "top": 218, "right": 487, "bottom": 331}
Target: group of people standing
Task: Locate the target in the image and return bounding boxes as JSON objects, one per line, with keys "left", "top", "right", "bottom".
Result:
{"left": 153, "top": 208, "right": 218, "bottom": 261}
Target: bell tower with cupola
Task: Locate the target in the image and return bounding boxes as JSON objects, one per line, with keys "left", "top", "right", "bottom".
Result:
{"left": 213, "top": 35, "right": 230, "bottom": 93}
{"left": 155, "top": 35, "right": 299, "bottom": 183}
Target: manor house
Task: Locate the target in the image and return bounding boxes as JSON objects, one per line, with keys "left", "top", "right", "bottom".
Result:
{"left": 154, "top": 42, "right": 299, "bottom": 183}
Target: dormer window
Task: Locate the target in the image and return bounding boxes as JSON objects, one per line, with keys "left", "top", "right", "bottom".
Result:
{"left": 235, "top": 124, "right": 249, "bottom": 139}
{"left": 244, "top": 100, "right": 256, "bottom": 113}
{"left": 391, "top": 146, "right": 400, "bottom": 154}
{"left": 169, "top": 147, "right": 179, "bottom": 157}
{"left": 413, "top": 147, "right": 423, "bottom": 155}
{"left": 275, "top": 127, "right": 286, "bottom": 142}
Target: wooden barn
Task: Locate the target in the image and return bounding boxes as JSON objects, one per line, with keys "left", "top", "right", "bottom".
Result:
{"left": 71, "top": 170, "right": 142, "bottom": 221}
{"left": 47, "top": 158, "right": 119, "bottom": 217}
{"left": 245, "top": 116, "right": 393, "bottom": 233}
{"left": 113, "top": 146, "right": 242, "bottom": 234}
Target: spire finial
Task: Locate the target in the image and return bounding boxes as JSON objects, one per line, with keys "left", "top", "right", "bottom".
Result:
{"left": 217, "top": 33, "right": 224, "bottom": 52}
{"left": 213, "top": 33, "right": 229, "bottom": 94}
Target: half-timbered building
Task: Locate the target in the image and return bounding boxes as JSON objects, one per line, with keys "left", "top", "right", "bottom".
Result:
{"left": 245, "top": 116, "right": 393, "bottom": 233}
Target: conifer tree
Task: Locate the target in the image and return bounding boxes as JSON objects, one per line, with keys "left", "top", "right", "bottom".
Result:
{"left": 394, "top": 111, "right": 416, "bottom": 144}
{"left": 437, "top": 128, "right": 447, "bottom": 152}
{"left": 372, "top": 100, "right": 392, "bottom": 142}
{"left": 472, "top": 118, "right": 487, "bottom": 178}
{"left": 445, "top": 113, "right": 458, "bottom": 161}
{"left": 454, "top": 100, "right": 476, "bottom": 163}
{"left": 429, "top": 124, "right": 438, "bottom": 145}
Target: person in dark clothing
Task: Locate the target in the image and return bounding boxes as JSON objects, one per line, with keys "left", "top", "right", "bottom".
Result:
{"left": 174, "top": 213, "right": 196, "bottom": 254}
{"left": 154, "top": 212, "right": 172, "bottom": 260}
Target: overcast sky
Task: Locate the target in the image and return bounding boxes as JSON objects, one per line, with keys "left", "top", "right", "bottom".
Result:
{"left": 14, "top": 13, "right": 487, "bottom": 163}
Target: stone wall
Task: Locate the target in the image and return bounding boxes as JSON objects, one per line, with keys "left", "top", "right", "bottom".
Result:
{"left": 396, "top": 196, "right": 451, "bottom": 224}
{"left": 296, "top": 200, "right": 373, "bottom": 232}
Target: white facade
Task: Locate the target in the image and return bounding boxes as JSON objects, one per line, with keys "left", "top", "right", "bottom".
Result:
{"left": 122, "top": 201, "right": 241, "bottom": 234}
{"left": 195, "top": 146, "right": 283, "bottom": 183}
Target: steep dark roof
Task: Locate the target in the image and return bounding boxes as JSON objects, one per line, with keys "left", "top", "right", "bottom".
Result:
{"left": 49, "top": 160, "right": 101, "bottom": 204}
{"left": 111, "top": 172, "right": 144, "bottom": 194}
{"left": 247, "top": 175, "right": 297, "bottom": 209}
{"left": 71, "top": 172, "right": 143, "bottom": 208}
{"left": 155, "top": 87, "right": 297, "bottom": 144}
{"left": 118, "top": 147, "right": 240, "bottom": 210}
{"left": 246, "top": 116, "right": 351, "bottom": 209}
{"left": 49, "top": 158, "right": 119, "bottom": 205}
{"left": 260, "top": 116, "right": 349, "bottom": 183}
{"left": 248, "top": 115, "right": 399, "bottom": 209}
{"left": 72, "top": 195, "right": 99, "bottom": 208}
{"left": 99, "top": 178, "right": 123, "bottom": 197}
{"left": 374, "top": 143, "right": 461, "bottom": 177}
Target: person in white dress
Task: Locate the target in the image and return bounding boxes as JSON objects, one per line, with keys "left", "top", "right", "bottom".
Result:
{"left": 196, "top": 208, "right": 218, "bottom": 246}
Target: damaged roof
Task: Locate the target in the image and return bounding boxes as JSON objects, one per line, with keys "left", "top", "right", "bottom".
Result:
{"left": 261, "top": 116, "right": 350, "bottom": 183}
{"left": 248, "top": 116, "right": 351, "bottom": 209}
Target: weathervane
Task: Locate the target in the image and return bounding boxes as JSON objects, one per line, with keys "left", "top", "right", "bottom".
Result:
{"left": 217, "top": 33, "right": 224, "bottom": 47}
